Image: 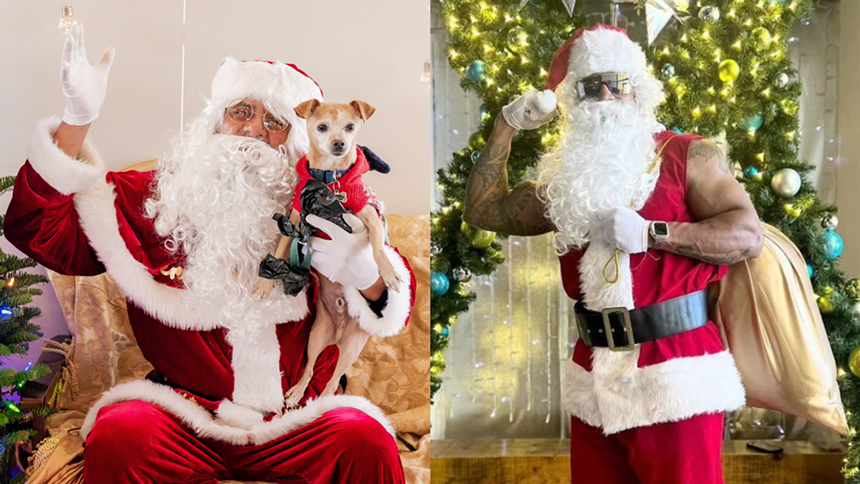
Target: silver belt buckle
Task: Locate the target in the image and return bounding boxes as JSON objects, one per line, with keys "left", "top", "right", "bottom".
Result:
{"left": 601, "top": 307, "right": 635, "bottom": 352}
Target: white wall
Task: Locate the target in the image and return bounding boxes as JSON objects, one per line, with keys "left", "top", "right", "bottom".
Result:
{"left": 0, "top": 1, "right": 430, "bottom": 370}
{"left": 838, "top": 0, "right": 860, "bottom": 278}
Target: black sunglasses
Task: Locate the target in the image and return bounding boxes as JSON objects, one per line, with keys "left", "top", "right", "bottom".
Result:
{"left": 575, "top": 73, "right": 632, "bottom": 100}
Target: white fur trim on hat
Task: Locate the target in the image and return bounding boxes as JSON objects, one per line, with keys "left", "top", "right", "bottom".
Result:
{"left": 568, "top": 27, "right": 648, "bottom": 81}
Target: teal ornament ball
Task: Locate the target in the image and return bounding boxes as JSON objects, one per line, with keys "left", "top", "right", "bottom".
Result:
{"left": 743, "top": 166, "right": 759, "bottom": 179}
{"left": 661, "top": 64, "right": 676, "bottom": 77}
{"left": 672, "top": 127, "right": 683, "bottom": 134}
{"left": 740, "top": 114, "right": 764, "bottom": 132}
{"left": 441, "top": 327, "right": 450, "bottom": 337}
{"left": 807, "top": 264, "right": 813, "bottom": 278}
{"left": 431, "top": 270, "right": 450, "bottom": 295}
{"left": 823, "top": 230, "right": 844, "bottom": 260}
{"left": 465, "top": 60, "right": 486, "bottom": 83}
{"left": 480, "top": 104, "right": 491, "bottom": 120}
{"left": 471, "top": 151, "right": 481, "bottom": 162}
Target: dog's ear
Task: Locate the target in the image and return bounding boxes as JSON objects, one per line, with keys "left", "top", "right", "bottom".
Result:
{"left": 349, "top": 100, "right": 376, "bottom": 122}
{"left": 294, "top": 99, "right": 321, "bottom": 119}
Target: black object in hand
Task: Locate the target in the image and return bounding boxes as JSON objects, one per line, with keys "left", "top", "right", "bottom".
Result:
{"left": 258, "top": 254, "right": 309, "bottom": 296}
{"left": 298, "top": 178, "right": 353, "bottom": 237}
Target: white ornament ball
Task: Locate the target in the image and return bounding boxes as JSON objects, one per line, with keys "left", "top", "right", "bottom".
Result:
{"left": 770, "top": 168, "right": 802, "bottom": 198}
{"left": 698, "top": 6, "right": 720, "bottom": 21}
{"left": 777, "top": 73, "right": 790, "bottom": 88}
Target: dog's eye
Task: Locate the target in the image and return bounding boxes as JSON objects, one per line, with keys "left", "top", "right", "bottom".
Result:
{"left": 317, "top": 124, "right": 327, "bottom": 133}
{"left": 345, "top": 124, "right": 355, "bottom": 132}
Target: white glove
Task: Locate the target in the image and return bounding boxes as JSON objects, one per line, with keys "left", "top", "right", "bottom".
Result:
{"left": 61, "top": 23, "right": 115, "bottom": 126}
{"left": 501, "top": 89, "right": 557, "bottom": 130}
{"left": 306, "top": 213, "right": 380, "bottom": 290}
{"left": 590, "top": 208, "right": 650, "bottom": 254}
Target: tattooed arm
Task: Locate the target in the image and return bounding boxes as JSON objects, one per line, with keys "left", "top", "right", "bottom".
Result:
{"left": 651, "top": 138, "right": 763, "bottom": 265}
{"left": 463, "top": 116, "right": 555, "bottom": 236}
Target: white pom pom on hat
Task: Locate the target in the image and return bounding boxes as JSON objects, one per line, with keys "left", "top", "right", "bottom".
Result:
{"left": 545, "top": 24, "right": 649, "bottom": 92}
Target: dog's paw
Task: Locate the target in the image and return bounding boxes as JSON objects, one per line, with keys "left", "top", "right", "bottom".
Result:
{"left": 378, "top": 263, "right": 403, "bottom": 293}
{"left": 252, "top": 279, "right": 278, "bottom": 300}
{"left": 283, "top": 381, "right": 309, "bottom": 409}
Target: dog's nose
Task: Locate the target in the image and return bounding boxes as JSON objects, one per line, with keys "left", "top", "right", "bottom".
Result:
{"left": 332, "top": 140, "right": 345, "bottom": 151}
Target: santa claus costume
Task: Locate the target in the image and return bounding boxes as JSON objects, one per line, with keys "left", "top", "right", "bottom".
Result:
{"left": 535, "top": 25, "right": 745, "bottom": 484}
{"left": 5, "top": 57, "right": 415, "bottom": 483}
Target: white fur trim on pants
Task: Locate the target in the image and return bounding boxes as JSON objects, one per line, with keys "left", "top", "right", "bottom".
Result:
{"left": 563, "top": 349, "right": 746, "bottom": 435}
{"left": 27, "top": 116, "right": 106, "bottom": 195}
{"left": 80, "top": 379, "right": 395, "bottom": 445}
{"left": 341, "top": 245, "right": 412, "bottom": 338}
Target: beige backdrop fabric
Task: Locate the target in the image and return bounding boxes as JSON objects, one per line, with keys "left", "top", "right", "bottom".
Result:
{"left": 25, "top": 214, "right": 430, "bottom": 484}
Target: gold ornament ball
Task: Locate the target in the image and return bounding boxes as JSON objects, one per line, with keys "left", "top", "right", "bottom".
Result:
{"left": 718, "top": 59, "right": 740, "bottom": 82}
{"left": 849, "top": 346, "right": 860, "bottom": 377}
{"left": 751, "top": 27, "right": 773, "bottom": 49}
{"left": 818, "top": 295, "right": 835, "bottom": 314}
{"left": 489, "top": 250, "right": 506, "bottom": 264}
{"left": 471, "top": 228, "right": 496, "bottom": 249}
{"left": 846, "top": 279, "right": 860, "bottom": 301}
{"left": 469, "top": 132, "right": 486, "bottom": 150}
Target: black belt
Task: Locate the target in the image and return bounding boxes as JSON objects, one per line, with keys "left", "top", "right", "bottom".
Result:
{"left": 574, "top": 290, "right": 708, "bottom": 352}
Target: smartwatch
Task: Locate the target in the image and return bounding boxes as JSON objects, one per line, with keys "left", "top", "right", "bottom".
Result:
{"left": 650, "top": 221, "right": 670, "bottom": 243}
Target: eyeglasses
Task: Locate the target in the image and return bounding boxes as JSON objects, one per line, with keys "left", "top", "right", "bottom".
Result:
{"left": 575, "top": 73, "right": 632, "bottom": 100}
{"left": 225, "top": 99, "right": 290, "bottom": 133}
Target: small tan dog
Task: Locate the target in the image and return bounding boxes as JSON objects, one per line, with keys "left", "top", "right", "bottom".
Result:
{"left": 253, "top": 99, "right": 401, "bottom": 408}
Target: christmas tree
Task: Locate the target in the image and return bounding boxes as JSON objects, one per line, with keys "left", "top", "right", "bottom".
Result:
{"left": 432, "top": 0, "right": 860, "bottom": 480}
{"left": 0, "top": 176, "right": 51, "bottom": 483}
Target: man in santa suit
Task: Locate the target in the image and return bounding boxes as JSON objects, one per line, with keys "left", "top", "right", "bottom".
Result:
{"left": 5, "top": 23, "right": 415, "bottom": 483}
{"left": 464, "top": 24, "right": 762, "bottom": 484}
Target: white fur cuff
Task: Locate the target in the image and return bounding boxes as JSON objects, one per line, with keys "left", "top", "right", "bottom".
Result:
{"left": 342, "top": 245, "right": 413, "bottom": 338}
{"left": 27, "top": 116, "right": 106, "bottom": 195}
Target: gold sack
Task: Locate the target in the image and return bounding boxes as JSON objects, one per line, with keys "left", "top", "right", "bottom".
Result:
{"left": 709, "top": 223, "right": 848, "bottom": 435}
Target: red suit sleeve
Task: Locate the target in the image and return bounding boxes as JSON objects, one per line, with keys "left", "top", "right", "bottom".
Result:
{"left": 5, "top": 161, "right": 105, "bottom": 276}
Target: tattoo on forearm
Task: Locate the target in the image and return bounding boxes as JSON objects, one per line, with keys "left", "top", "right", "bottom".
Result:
{"left": 464, "top": 121, "right": 551, "bottom": 235}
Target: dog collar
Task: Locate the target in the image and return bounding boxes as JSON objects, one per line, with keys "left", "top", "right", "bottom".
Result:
{"left": 308, "top": 167, "right": 351, "bottom": 184}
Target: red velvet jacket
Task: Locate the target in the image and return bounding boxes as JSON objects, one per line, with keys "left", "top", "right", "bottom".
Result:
{"left": 3, "top": 117, "right": 416, "bottom": 444}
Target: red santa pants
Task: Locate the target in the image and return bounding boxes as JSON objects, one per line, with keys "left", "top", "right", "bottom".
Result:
{"left": 83, "top": 400, "right": 405, "bottom": 484}
{"left": 570, "top": 412, "right": 724, "bottom": 484}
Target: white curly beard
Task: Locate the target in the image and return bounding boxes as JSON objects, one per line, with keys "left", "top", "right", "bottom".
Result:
{"left": 536, "top": 85, "right": 664, "bottom": 310}
{"left": 144, "top": 127, "right": 300, "bottom": 342}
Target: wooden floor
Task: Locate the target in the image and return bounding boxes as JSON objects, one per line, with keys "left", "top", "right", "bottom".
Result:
{"left": 431, "top": 439, "right": 846, "bottom": 484}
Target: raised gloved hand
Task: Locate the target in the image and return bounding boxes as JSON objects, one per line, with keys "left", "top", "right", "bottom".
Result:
{"left": 590, "top": 207, "right": 650, "bottom": 254}
{"left": 501, "top": 89, "right": 557, "bottom": 130}
{"left": 306, "top": 213, "right": 380, "bottom": 290}
{"left": 61, "top": 23, "right": 116, "bottom": 126}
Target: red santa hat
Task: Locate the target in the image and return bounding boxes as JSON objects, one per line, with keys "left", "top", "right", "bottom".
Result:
{"left": 545, "top": 24, "right": 649, "bottom": 91}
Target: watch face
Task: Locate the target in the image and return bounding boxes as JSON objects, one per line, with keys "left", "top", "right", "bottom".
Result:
{"left": 654, "top": 223, "right": 669, "bottom": 236}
